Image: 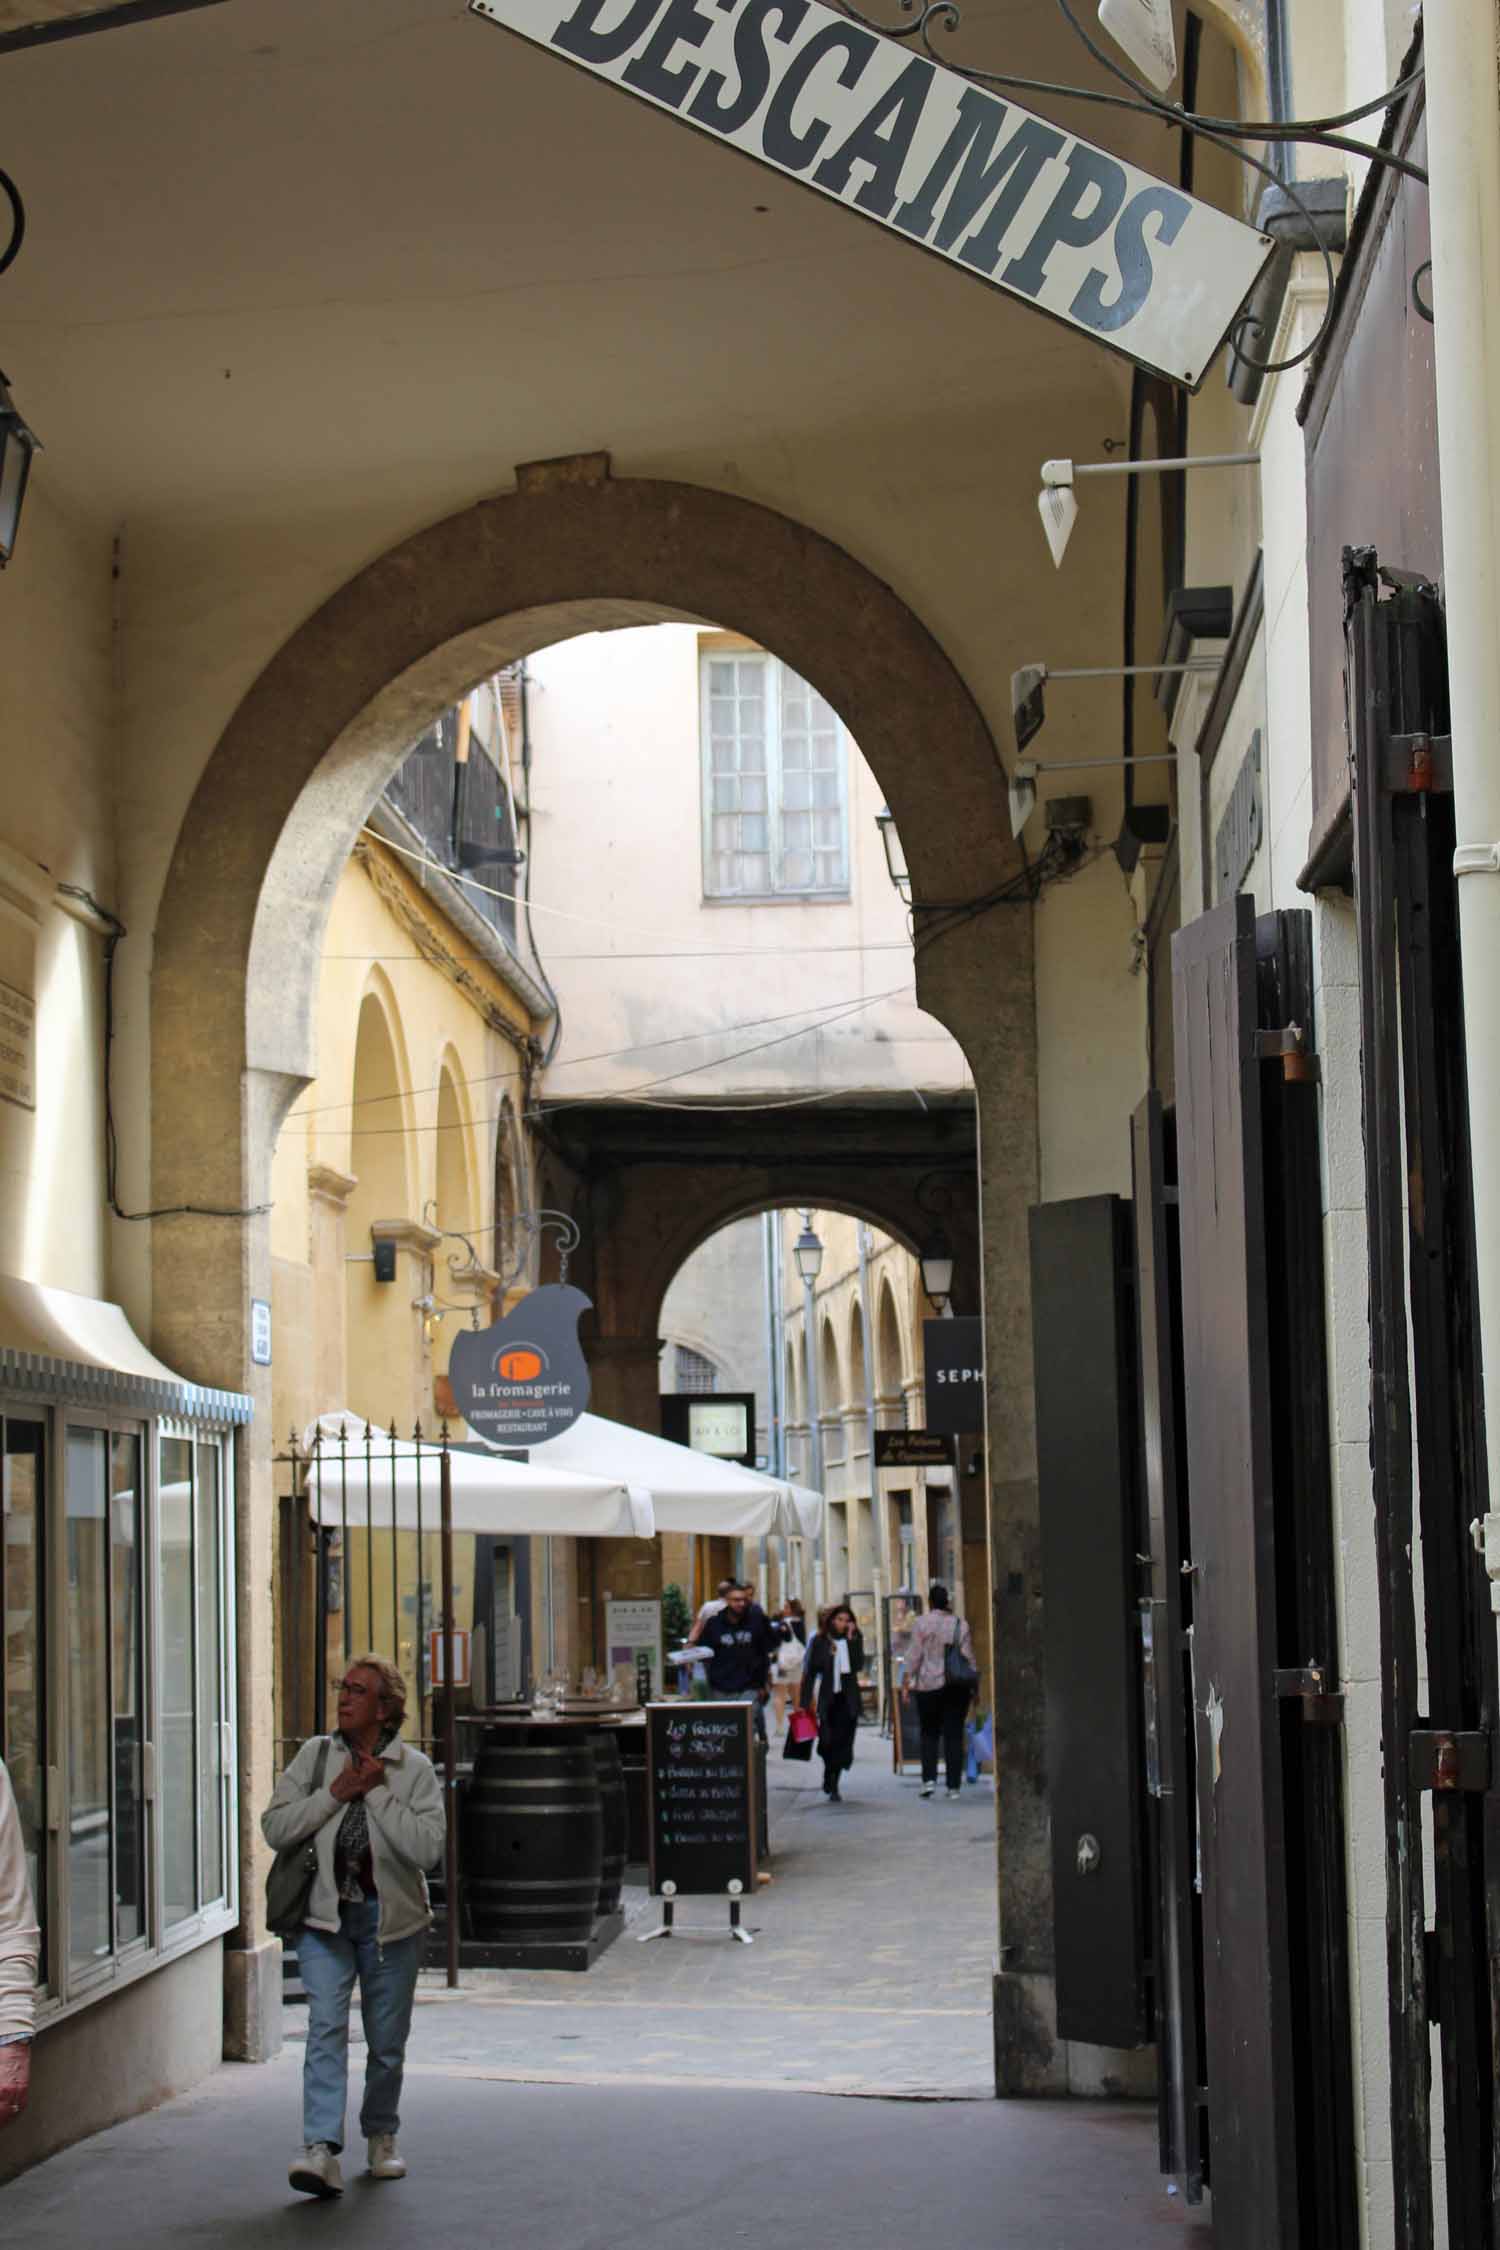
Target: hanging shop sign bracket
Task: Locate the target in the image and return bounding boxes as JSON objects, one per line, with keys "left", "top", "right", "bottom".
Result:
{"left": 468, "top": 0, "right": 1274, "bottom": 389}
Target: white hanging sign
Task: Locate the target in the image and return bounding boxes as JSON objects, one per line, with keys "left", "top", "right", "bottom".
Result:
{"left": 469, "top": 0, "right": 1271, "bottom": 389}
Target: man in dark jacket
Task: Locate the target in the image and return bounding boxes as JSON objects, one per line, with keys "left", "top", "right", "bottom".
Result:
{"left": 696, "top": 1583, "right": 781, "bottom": 1739}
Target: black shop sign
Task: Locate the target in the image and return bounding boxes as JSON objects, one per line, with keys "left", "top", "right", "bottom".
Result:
{"left": 923, "top": 1315, "right": 984, "bottom": 1434}
{"left": 448, "top": 1283, "right": 593, "bottom": 1449}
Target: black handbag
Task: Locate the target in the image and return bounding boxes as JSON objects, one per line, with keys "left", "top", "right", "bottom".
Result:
{"left": 265, "top": 1737, "right": 332, "bottom": 1936}
{"left": 944, "top": 1620, "right": 980, "bottom": 1693}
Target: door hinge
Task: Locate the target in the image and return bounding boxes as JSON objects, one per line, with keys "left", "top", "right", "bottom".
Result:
{"left": 1254, "top": 1026, "right": 1321, "bottom": 1084}
{"left": 1273, "top": 1664, "right": 1344, "bottom": 1725}
{"left": 1384, "top": 731, "right": 1453, "bottom": 795}
{"left": 1410, "top": 1729, "right": 1491, "bottom": 1792}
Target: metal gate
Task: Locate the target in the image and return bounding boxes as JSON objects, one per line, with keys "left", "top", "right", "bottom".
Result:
{"left": 1346, "top": 549, "right": 1499, "bottom": 2249}
{"left": 1170, "top": 896, "right": 1356, "bottom": 2248}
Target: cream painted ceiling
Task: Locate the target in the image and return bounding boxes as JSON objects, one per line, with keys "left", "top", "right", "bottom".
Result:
{"left": 0, "top": 0, "right": 1225, "bottom": 527}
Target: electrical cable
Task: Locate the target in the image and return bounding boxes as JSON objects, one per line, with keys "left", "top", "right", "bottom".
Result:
{"left": 282, "top": 984, "right": 919, "bottom": 1128}
{"left": 538, "top": 987, "right": 908, "bottom": 1117}
{"left": 56, "top": 884, "right": 272, "bottom": 1224}
{"left": 0, "top": 168, "right": 24, "bottom": 278}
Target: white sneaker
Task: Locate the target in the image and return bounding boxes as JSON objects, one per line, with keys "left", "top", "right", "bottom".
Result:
{"left": 919, "top": 1783, "right": 935, "bottom": 1798}
{"left": 946, "top": 1788, "right": 962, "bottom": 1800}
{"left": 289, "top": 2144, "right": 344, "bottom": 2198}
{"left": 367, "top": 2133, "right": 407, "bottom": 2181}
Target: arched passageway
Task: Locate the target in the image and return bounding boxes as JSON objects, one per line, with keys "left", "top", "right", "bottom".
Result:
{"left": 146, "top": 462, "right": 1045, "bottom": 2086}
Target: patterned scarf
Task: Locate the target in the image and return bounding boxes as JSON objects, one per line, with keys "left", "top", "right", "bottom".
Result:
{"left": 333, "top": 1727, "right": 396, "bottom": 1903}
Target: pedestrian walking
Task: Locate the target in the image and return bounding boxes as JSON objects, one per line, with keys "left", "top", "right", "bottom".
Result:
{"left": 900, "top": 1584, "right": 977, "bottom": 1799}
{"left": 801, "top": 1604, "right": 865, "bottom": 1801}
{"left": 262, "top": 1654, "right": 445, "bottom": 2199}
{"left": 694, "top": 1582, "right": 779, "bottom": 1739}
{"left": 0, "top": 1755, "right": 39, "bottom": 2132}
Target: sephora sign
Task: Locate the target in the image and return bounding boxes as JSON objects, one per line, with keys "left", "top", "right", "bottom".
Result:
{"left": 470, "top": 0, "right": 1272, "bottom": 389}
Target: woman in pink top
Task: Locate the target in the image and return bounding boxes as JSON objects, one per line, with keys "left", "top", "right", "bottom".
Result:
{"left": 899, "top": 1584, "right": 976, "bottom": 1799}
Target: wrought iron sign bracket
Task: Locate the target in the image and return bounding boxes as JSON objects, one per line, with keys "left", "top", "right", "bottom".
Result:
{"left": 1409, "top": 1729, "right": 1492, "bottom": 1793}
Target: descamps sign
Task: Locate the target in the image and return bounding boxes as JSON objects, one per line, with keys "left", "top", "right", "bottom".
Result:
{"left": 470, "top": 0, "right": 1271, "bottom": 389}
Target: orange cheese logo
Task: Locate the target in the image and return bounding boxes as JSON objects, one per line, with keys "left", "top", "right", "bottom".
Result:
{"left": 495, "top": 1346, "right": 545, "bottom": 1384}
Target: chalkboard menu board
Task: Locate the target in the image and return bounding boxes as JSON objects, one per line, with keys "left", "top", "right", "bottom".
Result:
{"left": 646, "top": 1702, "right": 757, "bottom": 1896}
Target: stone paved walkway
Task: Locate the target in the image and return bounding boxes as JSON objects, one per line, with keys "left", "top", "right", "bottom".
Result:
{"left": 395, "top": 1738, "right": 997, "bottom": 2097}
{"left": 2, "top": 1724, "right": 1214, "bottom": 2242}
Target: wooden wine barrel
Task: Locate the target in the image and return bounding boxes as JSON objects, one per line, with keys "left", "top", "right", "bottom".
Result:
{"left": 588, "top": 1730, "right": 628, "bottom": 1917}
{"left": 461, "top": 1725, "right": 603, "bottom": 1947}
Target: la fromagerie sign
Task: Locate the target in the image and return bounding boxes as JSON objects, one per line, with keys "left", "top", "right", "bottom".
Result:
{"left": 470, "top": 0, "right": 1272, "bottom": 388}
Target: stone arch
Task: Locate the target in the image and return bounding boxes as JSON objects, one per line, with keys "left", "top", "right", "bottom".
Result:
{"left": 819, "top": 1310, "right": 843, "bottom": 1415}
{"left": 150, "top": 465, "right": 1012, "bottom": 1385}
{"left": 848, "top": 1297, "right": 868, "bottom": 1406}
{"left": 433, "top": 1045, "right": 480, "bottom": 1244}
{"left": 344, "top": 972, "right": 416, "bottom": 1220}
{"left": 874, "top": 1275, "right": 907, "bottom": 1410}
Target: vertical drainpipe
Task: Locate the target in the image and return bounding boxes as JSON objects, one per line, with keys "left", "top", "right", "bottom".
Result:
{"left": 760, "top": 1210, "right": 780, "bottom": 1587}
{"left": 1425, "top": 4, "right": 1500, "bottom": 1603}
{"left": 856, "top": 1222, "right": 882, "bottom": 1697}
{"left": 802, "top": 1249, "right": 825, "bottom": 1605}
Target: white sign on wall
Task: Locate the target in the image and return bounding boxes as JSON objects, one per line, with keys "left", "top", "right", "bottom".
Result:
{"left": 606, "top": 1596, "right": 664, "bottom": 1702}
{"left": 469, "top": 0, "right": 1272, "bottom": 388}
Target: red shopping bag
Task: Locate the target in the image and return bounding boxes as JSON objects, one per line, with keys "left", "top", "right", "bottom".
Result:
{"left": 783, "top": 1706, "right": 818, "bottom": 1762}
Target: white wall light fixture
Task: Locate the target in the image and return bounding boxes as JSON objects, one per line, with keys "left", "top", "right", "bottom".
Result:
{"left": 1098, "top": 0, "right": 1178, "bottom": 92}
{"left": 1038, "top": 451, "right": 1260, "bottom": 568}
{"left": 1011, "top": 660, "right": 1221, "bottom": 756}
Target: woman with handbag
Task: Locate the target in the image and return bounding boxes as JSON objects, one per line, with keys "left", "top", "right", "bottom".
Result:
{"left": 899, "top": 1583, "right": 978, "bottom": 1800}
{"left": 262, "top": 1654, "right": 445, "bottom": 2200}
{"left": 800, "top": 1604, "right": 865, "bottom": 1802}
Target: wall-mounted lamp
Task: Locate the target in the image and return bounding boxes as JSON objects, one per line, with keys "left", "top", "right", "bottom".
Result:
{"left": 793, "top": 1214, "right": 825, "bottom": 1287}
{"left": 919, "top": 1226, "right": 955, "bottom": 1316}
{"left": 372, "top": 1237, "right": 398, "bottom": 1284}
{"left": 1097, "top": 0, "right": 1177, "bottom": 91}
{"left": 874, "top": 806, "right": 910, "bottom": 903}
{"left": 1011, "top": 659, "right": 1220, "bottom": 754}
{"left": 0, "top": 373, "right": 41, "bottom": 567}
{"left": 1037, "top": 451, "right": 1260, "bottom": 569}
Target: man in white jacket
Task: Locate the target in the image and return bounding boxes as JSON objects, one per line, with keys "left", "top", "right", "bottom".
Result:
{"left": 0, "top": 1756, "right": 39, "bottom": 2128}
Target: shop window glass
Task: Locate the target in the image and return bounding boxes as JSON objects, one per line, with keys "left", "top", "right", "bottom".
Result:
{"left": 65, "top": 1428, "right": 111, "bottom": 1975}
{"left": 2, "top": 1417, "right": 45, "bottom": 1981}
{"left": 195, "top": 1441, "right": 224, "bottom": 1907}
{"left": 111, "top": 1432, "right": 146, "bottom": 1949}
{"left": 159, "top": 1434, "right": 196, "bottom": 1927}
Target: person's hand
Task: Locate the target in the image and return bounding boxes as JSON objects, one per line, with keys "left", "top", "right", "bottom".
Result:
{"left": 0, "top": 2042, "right": 31, "bottom": 2128}
{"left": 329, "top": 1750, "right": 384, "bottom": 1803}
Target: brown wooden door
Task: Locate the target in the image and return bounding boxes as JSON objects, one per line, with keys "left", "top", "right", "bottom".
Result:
{"left": 1172, "top": 894, "right": 1298, "bottom": 2246}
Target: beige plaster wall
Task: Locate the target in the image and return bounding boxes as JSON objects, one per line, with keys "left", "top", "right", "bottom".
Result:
{"left": 0, "top": 477, "right": 115, "bottom": 1295}
{"left": 528, "top": 623, "right": 969, "bottom": 1104}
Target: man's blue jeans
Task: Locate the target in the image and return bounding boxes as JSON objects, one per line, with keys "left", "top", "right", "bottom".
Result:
{"left": 298, "top": 1899, "right": 422, "bottom": 2152}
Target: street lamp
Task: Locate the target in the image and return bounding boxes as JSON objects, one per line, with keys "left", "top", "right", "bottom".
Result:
{"left": 793, "top": 1214, "right": 824, "bottom": 1286}
{"left": 0, "top": 373, "right": 40, "bottom": 567}
{"left": 874, "top": 806, "right": 911, "bottom": 903}
{"left": 920, "top": 1226, "right": 955, "bottom": 1316}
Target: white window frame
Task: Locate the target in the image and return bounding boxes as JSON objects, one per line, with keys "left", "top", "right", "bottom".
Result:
{"left": 3, "top": 1396, "right": 240, "bottom": 2034}
{"left": 699, "top": 648, "right": 851, "bottom": 901}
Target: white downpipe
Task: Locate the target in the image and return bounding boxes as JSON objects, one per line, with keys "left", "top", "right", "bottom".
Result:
{"left": 1426, "top": 2, "right": 1500, "bottom": 1595}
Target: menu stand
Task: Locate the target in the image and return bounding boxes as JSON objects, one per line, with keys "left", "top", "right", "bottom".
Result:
{"left": 639, "top": 1877, "right": 753, "bottom": 1944}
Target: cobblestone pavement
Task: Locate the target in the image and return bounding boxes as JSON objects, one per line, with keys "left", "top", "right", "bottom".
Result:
{"left": 394, "top": 1735, "right": 998, "bottom": 2097}
{"left": 3, "top": 1725, "right": 1214, "bottom": 2242}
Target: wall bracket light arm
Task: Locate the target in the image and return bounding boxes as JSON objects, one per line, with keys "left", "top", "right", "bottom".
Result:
{"left": 1038, "top": 451, "right": 1260, "bottom": 567}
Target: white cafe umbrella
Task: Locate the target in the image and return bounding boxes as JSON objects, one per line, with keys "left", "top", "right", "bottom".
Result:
{"left": 527, "top": 1412, "right": 824, "bottom": 1543}
{"left": 301, "top": 1413, "right": 654, "bottom": 1538}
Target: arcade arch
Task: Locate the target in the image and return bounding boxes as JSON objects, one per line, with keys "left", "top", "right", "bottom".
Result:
{"left": 145, "top": 466, "right": 1041, "bottom": 2083}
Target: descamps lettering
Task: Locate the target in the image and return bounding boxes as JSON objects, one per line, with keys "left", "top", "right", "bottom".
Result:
{"left": 548, "top": 0, "right": 1190, "bottom": 338}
